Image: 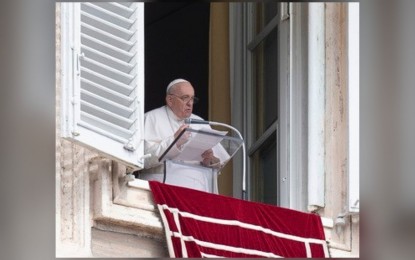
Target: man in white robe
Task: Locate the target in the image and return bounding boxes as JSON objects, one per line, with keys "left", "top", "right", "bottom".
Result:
{"left": 138, "top": 79, "right": 224, "bottom": 193}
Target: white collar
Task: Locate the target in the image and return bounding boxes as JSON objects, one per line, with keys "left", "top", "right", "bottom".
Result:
{"left": 165, "top": 105, "right": 185, "bottom": 123}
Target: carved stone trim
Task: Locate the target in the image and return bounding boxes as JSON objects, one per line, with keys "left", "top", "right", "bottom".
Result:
{"left": 91, "top": 160, "right": 164, "bottom": 240}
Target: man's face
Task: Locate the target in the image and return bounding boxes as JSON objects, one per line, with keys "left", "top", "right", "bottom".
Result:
{"left": 166, "top": 82, "right": 196, "bottom": 119}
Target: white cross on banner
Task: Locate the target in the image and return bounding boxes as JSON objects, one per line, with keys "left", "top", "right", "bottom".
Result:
{"left": 149, "top": 181, "right": 329, "bottom": 258}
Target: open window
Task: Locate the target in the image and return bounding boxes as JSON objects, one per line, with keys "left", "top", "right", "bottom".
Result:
{"left": 60, "top": 2, "right": 145, "bottom": 170}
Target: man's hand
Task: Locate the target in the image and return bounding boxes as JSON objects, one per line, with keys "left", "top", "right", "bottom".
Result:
{"left": 175, "top": 124, "right": 190, "bottom": 148}
{"left": 201, "top": 149, "right": 220, "bottom": 167}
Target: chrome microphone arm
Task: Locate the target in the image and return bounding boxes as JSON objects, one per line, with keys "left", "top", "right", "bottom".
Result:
{"left": 209, "top": 121, "right": 247, "bottom": 200}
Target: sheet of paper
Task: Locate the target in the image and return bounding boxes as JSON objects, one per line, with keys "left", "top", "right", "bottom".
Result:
{"left": 175, "top": 128, "right": 228, "bottom": 162}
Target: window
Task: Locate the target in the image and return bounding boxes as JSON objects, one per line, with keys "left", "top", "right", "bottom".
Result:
{"left": 60, "top": 2, "right": 145, "bottom": 170}
{"left": 229, "top": 2, "right": 290, "bottom": 204}
{"left": 246, "top": 2, "right": 289, "bottom": 205}
{"left": 250, "top": 3, "right": 279, "bottom": 204}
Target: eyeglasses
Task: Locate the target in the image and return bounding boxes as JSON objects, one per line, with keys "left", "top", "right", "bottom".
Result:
{"left": 169, "top": 93, "right": 199, "bottom": 104}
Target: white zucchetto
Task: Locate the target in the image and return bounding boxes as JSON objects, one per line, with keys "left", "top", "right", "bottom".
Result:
{"left": 166, "top": 78, "right": 189, "bottom": 94}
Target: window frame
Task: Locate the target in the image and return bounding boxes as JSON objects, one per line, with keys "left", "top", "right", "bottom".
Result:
{"left": 347, "top": 2, "right": 360, "bottom": 213}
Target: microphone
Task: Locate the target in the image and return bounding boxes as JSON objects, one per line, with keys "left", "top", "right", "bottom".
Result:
{"left": 185, "top": 118, "right": 247, "bottom": 199}
{"left": 184, "top": 118, "right": 210, "bottom": 124}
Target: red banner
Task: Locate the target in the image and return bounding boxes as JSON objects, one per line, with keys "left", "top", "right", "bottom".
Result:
{"left": 149, "top": 181, "right": 329, "bottom": 258}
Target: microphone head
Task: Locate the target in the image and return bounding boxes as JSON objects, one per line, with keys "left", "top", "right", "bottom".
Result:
{"left": 184, "top": 118, "right": 209, "bottom": 124}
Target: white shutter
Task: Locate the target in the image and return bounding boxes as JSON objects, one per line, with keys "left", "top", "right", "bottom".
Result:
{"left": 61, "top": 2, "right": 144, "bottom": 170}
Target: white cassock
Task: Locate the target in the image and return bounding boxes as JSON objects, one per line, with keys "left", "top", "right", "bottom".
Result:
{"left": 139, "top": 105, "right": 228, "bottom": 193}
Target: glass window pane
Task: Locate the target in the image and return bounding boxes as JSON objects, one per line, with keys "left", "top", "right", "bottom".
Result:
{"left": 251, "top": 139, "right": 278, "bottom": 205}
{"left": 253, "top": 28, "right": 279, "bottom": 138}
{"left": 255, "top": 2, "right": 279, "bottom": 33}
{"left": 249, "top": 2, "right": 280, "bottom": 205}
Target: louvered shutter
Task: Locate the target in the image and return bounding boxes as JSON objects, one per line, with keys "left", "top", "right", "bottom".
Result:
{"left": 60, "top": 2, "right": 144, "bottom": 170}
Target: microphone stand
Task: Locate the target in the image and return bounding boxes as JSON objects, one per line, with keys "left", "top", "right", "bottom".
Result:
{"left": 209, "top": 121, "right": 247, "bottom": 200}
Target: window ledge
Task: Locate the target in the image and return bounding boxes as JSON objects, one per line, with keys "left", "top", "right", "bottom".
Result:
{"left": 92, "top": 161, "right": 164, "bottom": 240}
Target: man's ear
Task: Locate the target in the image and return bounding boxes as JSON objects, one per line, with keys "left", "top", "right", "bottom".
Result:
{"left": 166, "top": 95, "right": 172, "bottom": 106}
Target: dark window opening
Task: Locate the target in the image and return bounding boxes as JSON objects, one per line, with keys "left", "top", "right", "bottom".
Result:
{"left": 144, "top": 2, "right": 210, "bottom": 120}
